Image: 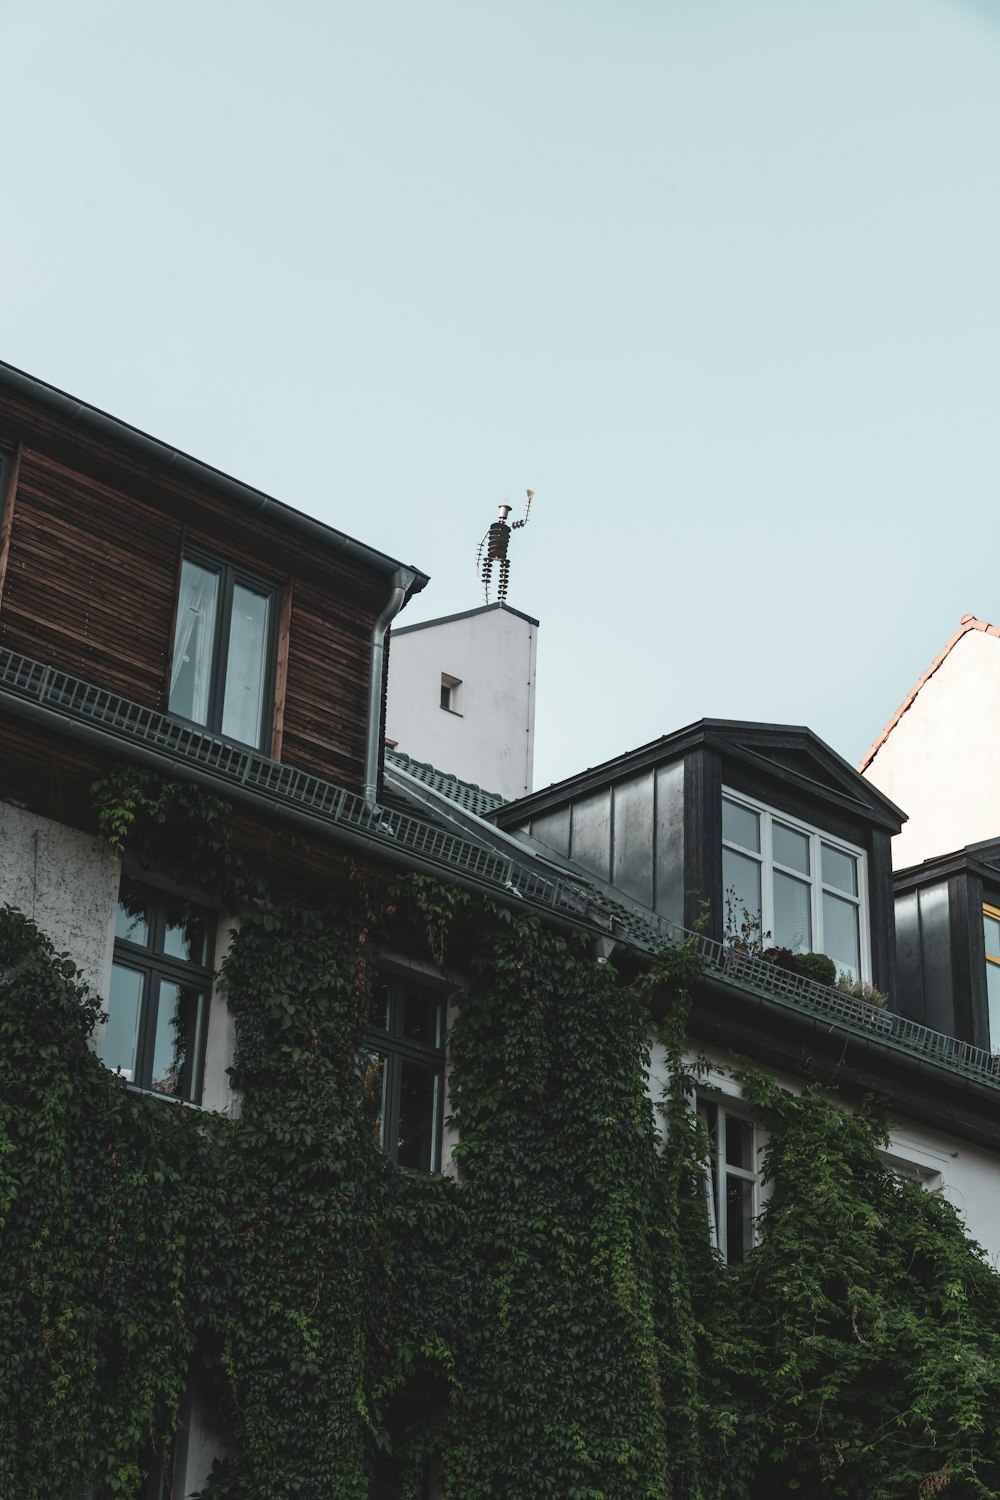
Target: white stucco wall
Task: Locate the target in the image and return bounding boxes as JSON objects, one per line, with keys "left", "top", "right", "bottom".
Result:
{"left": 0, "top": 800, "right": 120, "bottom": 996}
{"left": 0, "top": 799, "right": 239, "bottom": 1113}
{"left": 647, "top": 1041, "right": 1000, "bottom": 1267}
{"left": 386, "top": 605, "right": 537, "bottom": 801}
{"left": 864, "top": 629, "right": 1000, "bottom": 867}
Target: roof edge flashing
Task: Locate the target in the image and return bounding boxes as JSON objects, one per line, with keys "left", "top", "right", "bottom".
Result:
{"left": 0, "top": 360, "right": 429, "bottom": 589}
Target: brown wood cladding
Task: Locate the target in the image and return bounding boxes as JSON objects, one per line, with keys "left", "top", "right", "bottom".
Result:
{"left": 0, "top": 446, "right": 392, "bottom": 792}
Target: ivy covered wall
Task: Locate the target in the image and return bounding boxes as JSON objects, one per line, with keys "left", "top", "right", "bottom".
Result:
{"left": 3, "top": 777, "right": 1000, "bottom": 1499}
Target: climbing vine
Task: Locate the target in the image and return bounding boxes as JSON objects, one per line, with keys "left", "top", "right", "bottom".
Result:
{"left": 3, "top": 771, "right": 1000, "bottom": 1498}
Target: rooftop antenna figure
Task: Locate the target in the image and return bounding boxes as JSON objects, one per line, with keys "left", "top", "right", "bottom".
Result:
{"left": 476, "top": 489, "right": 534, "bottom": 604}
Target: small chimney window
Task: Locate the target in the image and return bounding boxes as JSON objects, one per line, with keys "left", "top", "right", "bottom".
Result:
{"left": 440, "top": 673, "right": 462, "bottom": 714}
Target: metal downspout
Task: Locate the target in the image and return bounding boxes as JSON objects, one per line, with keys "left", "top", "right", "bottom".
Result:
{"left": 364, "top": 566, "right": 417, "bottom": 806}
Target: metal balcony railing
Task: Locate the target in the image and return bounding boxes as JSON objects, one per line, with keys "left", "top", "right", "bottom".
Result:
{"left": 2, "top": 644, "right": 998, "bottom": 1090}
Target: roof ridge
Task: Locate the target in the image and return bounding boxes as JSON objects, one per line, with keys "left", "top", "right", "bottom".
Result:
{"left": 859, "top": 613, "right": 1000, "bottom": 771}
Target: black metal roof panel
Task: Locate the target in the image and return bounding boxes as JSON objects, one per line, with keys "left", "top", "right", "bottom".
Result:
{"left": 894, "top": 839, "right": 1000, "bottom": 891}
{"left": 494, "top": 718, "right": 906, "bottom": 834}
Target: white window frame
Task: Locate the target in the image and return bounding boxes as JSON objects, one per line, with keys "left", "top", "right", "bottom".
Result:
{"left": 722, "top": 787, "right": 871, "bottom": 981}
{"left": 697, "top": 1092, "right": 763, "bottom": 1265}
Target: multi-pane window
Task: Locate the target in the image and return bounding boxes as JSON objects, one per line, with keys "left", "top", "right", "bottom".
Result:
{"left": 698, "top": 1096, "right": 761, "bottom": 1265}
{"left": 983, "top": 903, "right": 1000, "bottom": 1051}
{"left": 168, "top": 551, "right": 279, "bottom": 749}
{"left": 365, "top": 976, "right": 445, "bottom": 1172}
{"left": 104, "top": 885, "right": 214, "bottom": 1104}
{"left": 722, "top": 790, "right": 868, "bottom": 979}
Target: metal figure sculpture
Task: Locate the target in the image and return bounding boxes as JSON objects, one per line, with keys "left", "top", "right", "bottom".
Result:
{"left": 476, "top": 490, "right": 534, "bottom": 604}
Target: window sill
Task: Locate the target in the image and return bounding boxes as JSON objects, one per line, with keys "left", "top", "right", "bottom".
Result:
{"left": 118, "top": 1077, "right": 206, "bottom": 1111}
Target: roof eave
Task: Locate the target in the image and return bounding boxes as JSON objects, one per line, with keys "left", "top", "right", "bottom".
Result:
{"left": 0, "top": 360, "right": 430, "bottom": 592}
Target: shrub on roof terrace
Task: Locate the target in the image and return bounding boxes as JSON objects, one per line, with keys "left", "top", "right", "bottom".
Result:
{"left": 760, "top": 946, "right": 838, "bottom": 987}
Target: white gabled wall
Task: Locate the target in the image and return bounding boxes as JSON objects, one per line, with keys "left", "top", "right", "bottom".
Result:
{"left": 386, "top": 605, "right": 537, "bottom": 802}
{"left": 0, "top": 799, "right": 119, "bottom": 997}
{"left": 864, "top": 629, "right": 1000, "bottom": 866}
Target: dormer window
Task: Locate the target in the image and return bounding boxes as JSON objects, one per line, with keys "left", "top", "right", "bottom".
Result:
{"left": 722, "top": 790, "right": 869, "bottom": 979}
{"left": 983, "top": 904, "right": 1000, "bottom": 1050}
{"left": 168, "top": 551, "right": 279, "bottom": 749}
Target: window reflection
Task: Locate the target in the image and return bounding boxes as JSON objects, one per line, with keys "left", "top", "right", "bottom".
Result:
{"left": 105, "top": 886, "right": 213, "bottom": 1105}
{"left": 362, "top": 977, "right": 445, "bottom": 1172}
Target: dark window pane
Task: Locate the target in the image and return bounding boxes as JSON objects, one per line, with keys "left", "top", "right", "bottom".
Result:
{"left": 161, "top": 903, "right": 209, "bottom": 965}
{"left": 724, "top": 1114, "right": 753, "bottom": 1171}
{"left": 822, "top": 843, "right": 858, "bottom": 896}
{"left": 722, "top": 798, "right": 760, "bottom": 853}
{"left": 360, "top": 1050, "right": 387, "bottom": 1147}
{"left": 116, "top": 891, "right": 150, "bottom": 947}
{"left": 396, "top": 1061, "right": 439, "bottom": 1171}
{"left": 823, "top": 892, "right": 860, "bottom": 979}
{"left": 725, "top": 1174, "right": 754, "bottom": 1264}
{"left": 169, "top": 560, "right": 219, "bottom": 726}
{"left": 106, "top": 965, "right": 144, "bottom": 1082}
{"left": 368, "top": 980, "right": 390, "bottom": 1032}
{"left": 773, "top": 822, "right": 809, "bottom": 875}
{"left": 774, "top": 871, "right": 812, "bottom": 952}
{"left": 402, "top": 987, "right": 441, "bottom": 1046}
{"left": 723, "top": 848, "right": 761, "bottom": 938}
{"left": 150, "top": 981, "right": 204, "bottom": 1100}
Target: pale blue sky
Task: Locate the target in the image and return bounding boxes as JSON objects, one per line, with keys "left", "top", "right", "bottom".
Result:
{"left": 3, "top": 0, "right": 999, "bottom": 792}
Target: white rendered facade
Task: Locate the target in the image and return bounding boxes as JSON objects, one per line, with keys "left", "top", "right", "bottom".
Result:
{"left": 862, "top": 617, "right": 1000, "bottom": 867}
{"left": 385, "top": 603, "right": 538, "bottom": 803}
{"left": 0, "top": 801, "right": 119, "bottom": 996}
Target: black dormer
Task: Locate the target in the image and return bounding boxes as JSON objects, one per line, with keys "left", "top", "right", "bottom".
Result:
{"left": 893, "top": 840, "right": 1000, "bottom": 1050}
{"left": 495, "top": 720, "right": 905, "bottom": 1002}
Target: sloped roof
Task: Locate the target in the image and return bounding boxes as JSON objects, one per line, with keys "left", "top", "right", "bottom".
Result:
{"left": 384, "top": 749, "right": 506, "bottom": 816}
{"left": 859, "top": 614, "right": 1000, "bottom": 773}
{"left": 496, "top": 718, "right": 905, "bottom": 834}
{"left": 892, "top": 835, "right": 1000, "bottom": 891}
{"left": 0, "top": 360, "right": 431, "bottom": 591}
{"left": 391, "top": 601, "right": 539, "bottom": 636}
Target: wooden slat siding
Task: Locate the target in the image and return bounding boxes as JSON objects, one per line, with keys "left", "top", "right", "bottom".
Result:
{"left": 0, "top": 445, "right": 22, "bottom": 611}
{"left": 0, "top": 454, "right": 180, "bottom": 706}
{"left": 281, "top": 575, "right": 381, "bottom": 783}
{"left": 0, "top": 443, "right": 393, "bottom": 793}
{"left": 270, "top": 578, "right": 294, "bottom": 762}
